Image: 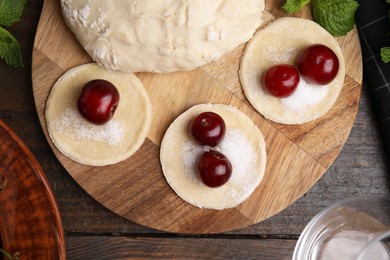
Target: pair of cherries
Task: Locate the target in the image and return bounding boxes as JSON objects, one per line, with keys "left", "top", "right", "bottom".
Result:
{"left": 263, "top": 44, "right": 339, "bottom": 98}
{"left": 190, "top": 112, "right": 232, "bottom": 188}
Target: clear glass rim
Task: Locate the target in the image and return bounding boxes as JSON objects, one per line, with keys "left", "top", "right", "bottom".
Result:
{"left": 292, "top": 196, "right": 390, "bottom": 260}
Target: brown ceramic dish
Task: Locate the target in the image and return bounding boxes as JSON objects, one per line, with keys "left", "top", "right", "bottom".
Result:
{"left": 0, "top": 119, "right": 65, "bottom": 259}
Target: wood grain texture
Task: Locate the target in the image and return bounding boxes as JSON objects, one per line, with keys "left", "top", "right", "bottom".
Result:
{"left": 32, "top": 0, "right": 363, "bottom": 233}
{"left": 2, "top": 1, "right": 389, "bottom": 259}
{"left": 66, "top": 236, "right": 296, "bottom": 260}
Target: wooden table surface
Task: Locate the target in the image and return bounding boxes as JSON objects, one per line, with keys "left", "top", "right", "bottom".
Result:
{"left": 1, "top": 1, "right": 389, "bottom": 259}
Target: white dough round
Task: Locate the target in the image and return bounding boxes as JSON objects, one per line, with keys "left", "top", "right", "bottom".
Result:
{"left": 240, "top": 17, "right": 346, "bottom": 124}
{"left": 60, "top": 0, "right": 265, "bottom": 73}
{"left": 160, "top": 103, "right": 266, "bottom": 210}
{"left": 46, "top": 63, "right": 152, "bottom": 166}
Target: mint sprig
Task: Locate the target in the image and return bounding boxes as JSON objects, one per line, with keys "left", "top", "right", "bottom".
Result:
{"left": 0, "top": 0, "right": 26, "bottom": 67}
{"left": 282, "top": 0, "right": 359, "bottom": 37}
{"left": 381, "top": 47, "right": 390, "bottom": 63}
{"left": 0, "top": 0, "right": 26, "bottom": 26}
{"left": 283, "top": 0, "right": 310, "bottom": 13}
{"left": 381, "top": 1, "right": 390, "bottom": 63}
{"left": 0, "top": 26, "right": 23, "bottom": 67}
{"left": 313, "top": 0, "right": 359, "bottom": 37}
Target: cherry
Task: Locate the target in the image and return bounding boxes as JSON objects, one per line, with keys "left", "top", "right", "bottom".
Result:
{"left": 263, "top": 64, "right": 300, "bottom": 98}
{"left": 77, "top": 79, "right": 120, "bottom": 125}
{"left": 197, "top": 150, "right": 232, "bottom": 188}
{"left": 297, "top": 44, "right": 339, "bottom": 85}
{"left": 190, "top": 112, "right": 226, "bottom": 147}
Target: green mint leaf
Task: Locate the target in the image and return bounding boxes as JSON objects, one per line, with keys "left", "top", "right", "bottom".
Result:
{"left": 381, "top": 47, "right": 390, "bottom": 63}
{"left": 282, "top": 0, "right": 310, "bottom": 13}
{"left": 313, "top": 0, "right": 359, "bottom": 37}
{"left": 0, "top": 26, "right": 23, "bottom": 67}
{"left": 0, "top": 0, "right": 26, "bottom": 26}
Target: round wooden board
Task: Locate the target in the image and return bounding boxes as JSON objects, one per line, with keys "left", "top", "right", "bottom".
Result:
{"left": 32, "top": 0, "right": 362, "bottom": 234}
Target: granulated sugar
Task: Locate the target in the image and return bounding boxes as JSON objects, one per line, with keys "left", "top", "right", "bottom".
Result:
{"left": 264, "top": 46, "right": 297, "bottom": 64}
{"left": 182, "top": 129, "right": 254, "bottom": 186}
{"left": 281, "top": 78, "right": 328, "bottom": 114}
{"left": 51, "top": 108, "right": 124, "bottom": 145}
{"left": 182, "top": 141, "right": 204, "bottom": 183}
{"left": 217, "top": 129, "right": 254, "bottom": 185}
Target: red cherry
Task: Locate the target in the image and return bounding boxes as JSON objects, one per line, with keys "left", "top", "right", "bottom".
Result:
{"left": 190, "top": 112, "right": 226, "bottom": 147}
{"left": 197, "top": 150, "right": 232, "bottom": 188}
{"left": 263, "top": 64, "right": 300, "bottom": 98}
{"left": 77, "top": 79, "right": 120, "bottom": 125}
{"left": 297, "top": 44, "right": 339, "bottom": 85}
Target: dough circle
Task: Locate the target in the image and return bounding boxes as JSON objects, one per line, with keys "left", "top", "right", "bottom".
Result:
{"left": 240, "top": 17, "right": 346, "bottom": 124}
{"left": 160, "top": 103, "right": 266, "bottom": 210}
{"left": 60, "top": 0, "right": 265, "bottom": 73}
{"left": 46, "top": 63, "right": 152, "bottom": 166}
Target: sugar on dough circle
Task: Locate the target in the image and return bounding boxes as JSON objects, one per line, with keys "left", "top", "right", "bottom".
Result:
{"left": 240, "top": 17, "right": 346, "bottom": 124}
{"left": 46, "top": 63, "right": 152, "bottom": 166}
{"left": 160, "top": 103, "right": 266, "bottom": 210}
{"left": 60, "top": 0, "right": 265, "bottom": 73}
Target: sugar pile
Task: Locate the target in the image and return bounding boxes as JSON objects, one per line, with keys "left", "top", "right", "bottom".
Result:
{"left": 50, "top": 108, "right": 124, "bottom": 145}
{"left": 182, "top": 142, "right": 203, "bottom": 183}
{"left": 218, "top": 129, "right": 254, "bottom": 185}
{"left": 281, "top": 78, "right": 328, "bottom": 114}
{"left": 182, "top": 129, "right": 255, "bottom": 187}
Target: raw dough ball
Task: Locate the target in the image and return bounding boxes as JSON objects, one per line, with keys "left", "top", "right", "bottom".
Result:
{"left": 46, "top": 63, "right": 152, "bottom": 166}
{"left": 160, "top": 103, "right": 266, "bottom": 210}
{"left": 61, "top": 0, "right": 265, "bottom": 73}
{"left": 240, "top": 17, "right": 345, "bottom": 124}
